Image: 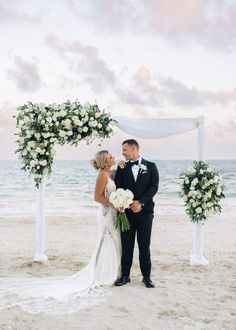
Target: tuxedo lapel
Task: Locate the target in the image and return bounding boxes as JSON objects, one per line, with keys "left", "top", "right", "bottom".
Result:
{"left": 136, "top": 158, "right": 147, "bottom": 183}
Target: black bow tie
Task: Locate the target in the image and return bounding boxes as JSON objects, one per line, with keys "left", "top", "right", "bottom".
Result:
{"left": 126, "top": 160, "right": 139, "bottom": 166}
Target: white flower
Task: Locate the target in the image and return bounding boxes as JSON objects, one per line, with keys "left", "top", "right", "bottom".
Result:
{"left": 36, "top": 147, "right": 41, "bottom": 153}
{"left": 97, "top": 123, "right": 102, "bottom": 129}
{"left": 18, "top": 120, "right": 24, "bottom": 127}
{"left": 64, "top": 119, "right": 72, "bottom": 128}
{"left": 185, "top": 178, "right": 189, "bottom": 184}
{"left": 140, "top": 164, "right": 147, "bottom": 172}
{"left": 83, "top": 126, "right": 89, "bottom": 132}
{"left": 95, "top": 112, "right": 101, "bottom": 118}
{"left": 23, "top": 116, "right": 30, "bottom": 123}
{"left": 46, "top": 117, "right": 52, "bottom": 123}
{"left": 59, "top": 130, "right": 66, "bottom": 137}
{"left": 109, "top": 188, "right": 134, "bottom": 209}
{"left": 200, "top": 169, "right": 204, "bottom": 174}
{"left": 183, "top": 195, "right": 188, "bottom": 202}
{"left": 60, "top": 110, "right": 67, "bottom": 117}
{"left": 40, "top": 160, "right": 47, "bottom": 166}
{"left": 216, "top": 187, "right": 222, "bottom": 196}
{"left": 206, "top": 202, "right": 213, "bottom": 208}
{"left": 35, "top": 133, "right": 41, "bottom": 139}
{"left": 214, "top": 176, "right": 219, "bottom": 182}
{"left": 196, "top": 207, "right": 202, "bottom": 214}
{"left": 67, "top": 131, "right": 73, "bottom": 136}
{"left": 30, "top": 160, "right": 36, "bottom": 167}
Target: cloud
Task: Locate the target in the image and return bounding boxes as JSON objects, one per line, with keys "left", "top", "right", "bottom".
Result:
{"left": 7, "top": 56, "right": 42, "bottom": 92}
{"left": 72, "top": 0, "right": 236, "bottom": 51}
{"left": 116, "top": 66, "right": 236, "bottom": 108}
{"left": 0, "top": 1, "right": 41, "bottom": 24}
{"left": 46, "top": 34, "right": 116, "bottom": 92}
{"left": 210, "top": 118, "right": 236, "bottom": 138}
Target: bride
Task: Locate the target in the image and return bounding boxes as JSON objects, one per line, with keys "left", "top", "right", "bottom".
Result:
{"left": 0, "top": 150, "right": 121, "bottom": 314}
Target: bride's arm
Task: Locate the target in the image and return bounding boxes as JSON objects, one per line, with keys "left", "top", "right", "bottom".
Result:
{"left": 94, "top": 172, "right": 113, "bottom": 207}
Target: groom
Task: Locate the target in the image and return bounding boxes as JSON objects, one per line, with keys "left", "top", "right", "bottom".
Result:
{"left": 115, "top": 139, "right": 159, "bottom": 288}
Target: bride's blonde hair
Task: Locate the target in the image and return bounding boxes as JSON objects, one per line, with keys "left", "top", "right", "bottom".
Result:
{"left": 91, "top": 150, "right": 109, "bottom": 170}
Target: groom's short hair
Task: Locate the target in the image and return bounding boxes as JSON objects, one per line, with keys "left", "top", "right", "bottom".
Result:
{"left": 122, "top": 139, "right": 139, "bottom": 149}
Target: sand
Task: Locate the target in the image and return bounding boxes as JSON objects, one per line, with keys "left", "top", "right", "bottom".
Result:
{"left": 0, "top": 212, "right": 235, "bottom": 330}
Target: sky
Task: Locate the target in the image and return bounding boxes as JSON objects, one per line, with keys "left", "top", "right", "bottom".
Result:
{"left": 0, "top": 0, "right": 236, "bottom": 160}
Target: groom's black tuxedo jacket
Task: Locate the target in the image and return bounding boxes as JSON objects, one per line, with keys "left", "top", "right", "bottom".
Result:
{"left": 115, "top": 158, "right": 159, "bottom": 214}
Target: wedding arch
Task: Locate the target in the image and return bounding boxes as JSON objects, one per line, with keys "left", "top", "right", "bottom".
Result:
{"left": 16, "top": 102, "right": 206, "bottom": 265}
{"left": 15, "top": 100, "right": 115, "bottom": 261}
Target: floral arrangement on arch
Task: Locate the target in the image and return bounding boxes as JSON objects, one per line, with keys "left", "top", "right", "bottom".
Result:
{"left": 15, "top": 100, "right": 115, "bottom": 187}
{"left": 179, "top": 161, "right": 225, "bottom": 223}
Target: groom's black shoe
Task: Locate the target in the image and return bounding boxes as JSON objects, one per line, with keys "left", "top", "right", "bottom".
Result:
{"left": 142, "top": 276, "right": 155, "bottom": 288}
{"left": 114, "top": 275, "right": 130, "bottom": 286}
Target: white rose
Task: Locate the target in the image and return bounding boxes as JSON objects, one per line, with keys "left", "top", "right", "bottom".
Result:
{"left": 214, "top": 176, "right": 219, "bottom": 182}
{"left": 59, "top": 130, "right": 66, "bottom": 137}
{"left": 207, "top": 202, "right": 213, "bottom": 208}
{"left": 36, "top": 147, "right": 41, "bottom": 153}
{"left": 64, "top": 119, "right": 72, "bottom": 127}
{"left": 67, "top": 131, "right": 73, "bottom": 136}
{"left": 185, "top": 178, "right": 189, "bottom": 184}
{"left": 97, "top": 123, "right": 102, "bottom": 129}
{"left": 196, "top": 207, "right": 202, "bottom": 214}
{"left": 40, "top": 160, "right": 47, "bottom": 166}
{"left": 22, "top": 149, "right": 27, "bottom": 156}
{"left": 30, "top": 160, "right": 36, "bottom": 167}
{"left": 46, "top": 117, "right": 52, "bottom": 123}
{"left": 83, "top": 126, "right": 88, "bottom": 132}
{"left": 23, "top": 116, "right": 30, "bottom": 123}
{"left": 183, "top": 195, "right": 188, "bottom": 202}
{"left": 216, "top": 187, "right": 222, "bottom": 196}
{"left": 60, "top": 110, "right": 67, "bottom": 117}
{"left": 95, "top": 112, "right": 101, "bottom": 118}
{"left": 200, "top": 169, "right": 204, "bottom": 174}
{"left": 18, "top": 120, "right": 24, "bottom": 127}
{"left": 35, "top": 133, "right": 41, "bottom": 139}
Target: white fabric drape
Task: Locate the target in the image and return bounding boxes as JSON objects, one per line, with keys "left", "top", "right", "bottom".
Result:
{"left": 114, "top": 116, "right": 199, "bottom": 139}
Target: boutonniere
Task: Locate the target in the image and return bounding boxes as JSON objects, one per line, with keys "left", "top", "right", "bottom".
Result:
{"left": 139, "top": 164, "right": 148, "bottom": 173}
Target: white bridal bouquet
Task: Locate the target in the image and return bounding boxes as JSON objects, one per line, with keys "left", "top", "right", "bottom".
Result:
{"left": 109, "top": 188, "right": 134, "bottom": 231}
{"left": 179, "top": 161, "right": 225, "bottom": 223}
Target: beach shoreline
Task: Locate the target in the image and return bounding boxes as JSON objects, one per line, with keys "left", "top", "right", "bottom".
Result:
{"left": 0, "top": 214, "right": 235, "bottom": 329}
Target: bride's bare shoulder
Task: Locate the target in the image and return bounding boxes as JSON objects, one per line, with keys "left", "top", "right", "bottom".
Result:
{"left": 96, "top": 171, "right": 109, "bottom": 183}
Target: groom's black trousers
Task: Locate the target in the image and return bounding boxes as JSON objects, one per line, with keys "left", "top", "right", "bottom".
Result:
{"left": 121, "top": 209, "right": 154, "bottom": 277}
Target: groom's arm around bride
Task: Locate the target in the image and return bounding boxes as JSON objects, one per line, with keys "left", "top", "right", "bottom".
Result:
{"left": 114, "top": 139, "right": 159, "bottom": 288}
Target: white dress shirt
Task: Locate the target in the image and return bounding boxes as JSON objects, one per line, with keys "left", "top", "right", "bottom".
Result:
{"left": 131, "top": 157, "right": 142, "bottom": 181}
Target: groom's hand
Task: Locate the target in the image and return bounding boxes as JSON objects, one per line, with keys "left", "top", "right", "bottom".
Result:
{"left": 131, "top": 200, "right": 142, "bottom": 213}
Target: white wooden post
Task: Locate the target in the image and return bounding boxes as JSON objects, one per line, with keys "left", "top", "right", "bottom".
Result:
{"left": 190, "top": 116, "right": 209, "bottom": 265}
{"left": 33, "top": 175, "right": 48, "bottom": 262}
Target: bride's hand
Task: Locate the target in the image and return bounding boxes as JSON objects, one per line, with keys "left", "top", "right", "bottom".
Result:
{"left": 118, "top": 160, "right": 126, "bottom": 169}
{"left": 117, "top": 207, "right": 125, "bottom": 212}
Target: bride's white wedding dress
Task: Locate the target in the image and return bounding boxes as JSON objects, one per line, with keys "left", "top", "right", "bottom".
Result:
{"left": 0, "top": 178, "right": 121, "bottom": 314}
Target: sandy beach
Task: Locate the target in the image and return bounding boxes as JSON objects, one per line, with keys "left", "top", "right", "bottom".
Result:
{"left": 0, "top": 213, "right": 235, "bottom": 330}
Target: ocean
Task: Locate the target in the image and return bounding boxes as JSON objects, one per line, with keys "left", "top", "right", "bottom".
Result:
{"left": 0, "top": 160, "right": 235, "bottom": 217}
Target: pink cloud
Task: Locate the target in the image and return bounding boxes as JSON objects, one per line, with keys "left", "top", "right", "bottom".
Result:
{"left": 0, "top": 2, "right": 41, "bottom": 24}
{"left": 117, "top": 66, "right": 236, "bottom": 108}
{"left": 74, "top": 0, "right": 236, "bottom": 51}
{"left": 7, "top": 56, "right": 42, "bottom": 92}
{"left": 46, "top": 34, "right": 116, "bottom": 92}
